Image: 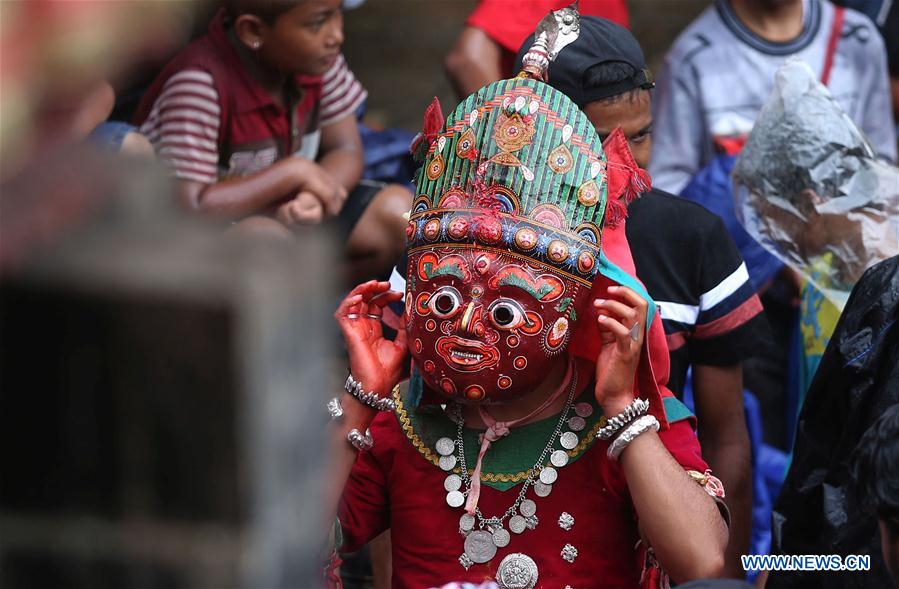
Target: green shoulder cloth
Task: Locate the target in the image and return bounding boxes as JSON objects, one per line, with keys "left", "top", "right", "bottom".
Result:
{"left": 394, "top": 387, "right": 606, "bottom": 492}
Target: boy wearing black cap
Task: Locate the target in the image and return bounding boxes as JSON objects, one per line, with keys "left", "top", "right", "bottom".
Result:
{"left": 516, "top": 17, "right": 769, "bottom": 578}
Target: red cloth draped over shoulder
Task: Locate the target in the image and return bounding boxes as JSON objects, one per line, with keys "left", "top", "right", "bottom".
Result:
{"left": 568, "top": 128, "right": 674, "bottom": 429}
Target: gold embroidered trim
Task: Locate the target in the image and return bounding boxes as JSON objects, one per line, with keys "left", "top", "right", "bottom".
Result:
{"left": 394, "top": 388, "right": 604, "bottom": 483}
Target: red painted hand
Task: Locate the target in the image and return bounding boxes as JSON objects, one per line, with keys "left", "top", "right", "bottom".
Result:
{"left": 334, "top": 281, "right": 408, "bottom": 404}
{"left": 592, "top": 285, "right": 647, "bottom": 415}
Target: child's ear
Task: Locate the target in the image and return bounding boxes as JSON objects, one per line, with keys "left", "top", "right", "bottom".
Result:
{"left": 233, "top": 14, "right": 267, "bottom": 50}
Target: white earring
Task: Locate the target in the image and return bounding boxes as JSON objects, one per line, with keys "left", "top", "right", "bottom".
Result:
{"left": 252, "top": 41, "right": 261, "bottom": 50}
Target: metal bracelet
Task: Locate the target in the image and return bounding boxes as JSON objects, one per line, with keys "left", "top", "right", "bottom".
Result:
{"left": 347, "top": 428, "right": 373, "bottom": 452}
{"left": 598, "top": 397, "right": 649, "bottom": 440}
{"left": 607, "top": 415, "right": 660, "bottom": 461}
{"left": 327, "top": 397, "right": 344, "bottom": 421}
{"left": 345, "top": 374, "right": 397, "bottom": 412}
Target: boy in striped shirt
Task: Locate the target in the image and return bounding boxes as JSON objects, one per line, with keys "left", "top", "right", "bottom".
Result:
{"left": 135, "top": 0, "right": 410, "bottom": 283}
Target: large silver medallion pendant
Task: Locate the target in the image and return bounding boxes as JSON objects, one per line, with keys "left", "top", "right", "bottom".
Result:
{"left": 464, "top": 529, "right": 497, "bottom": 564}
{"left": 496, "top": 552, "right": 539, "bottom": 589}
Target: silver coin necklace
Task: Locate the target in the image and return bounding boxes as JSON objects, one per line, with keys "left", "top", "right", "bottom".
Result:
{"left": 431, "top": 367, "right": 593, "bottom": 577}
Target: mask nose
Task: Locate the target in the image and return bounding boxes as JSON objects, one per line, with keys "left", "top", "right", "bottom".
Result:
{"left": 457, "top": 302, "right": 483, "bottom": 336}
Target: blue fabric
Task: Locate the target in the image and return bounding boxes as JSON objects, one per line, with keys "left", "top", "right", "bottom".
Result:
{"left": 597, "top": 252, "right": 656, "bottom": 331}
{"left": 680, "top": 155, "right": 784, "bottom": 290}
{"left": 683, "top": 377, "right": 787, "bottom": 581}
{"left": 359, "top": 123, "right": 417, "bottom": 187}
{"left": 662, "top": 395, "right": 694, "bottom": 424}
{"left": 89, "top": 121, "right": 136, "bottom": 152}
{"left": 743, "top": 390, "right": 788, "bottom": 580}
{"left": 406, "top": 368, "right": 424, "bottom": 410}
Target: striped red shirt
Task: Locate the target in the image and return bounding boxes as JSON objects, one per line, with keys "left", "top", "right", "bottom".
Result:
{"left": 320, "top": 54, "right": 368, "bottom": 127}
{"left": 134, "top": 9, "right": 325, "bottom": 187}
{"left": 140, "top": 69, "right": 221, "bottom": 184}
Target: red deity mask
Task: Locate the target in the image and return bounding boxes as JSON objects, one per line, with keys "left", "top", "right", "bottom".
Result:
{"left": 405, "top": 248, "right": 586, "bottom": 403}
{"left": 405, "top": 73, "right": 611, "bottom": 405}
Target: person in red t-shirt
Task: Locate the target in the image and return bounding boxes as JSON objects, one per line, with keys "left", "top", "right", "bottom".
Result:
{"left": 135, "top": 0, "right": 411, "bottom": 284}
{"left": 444, "top": 0, "right": 630, "bottom": 98}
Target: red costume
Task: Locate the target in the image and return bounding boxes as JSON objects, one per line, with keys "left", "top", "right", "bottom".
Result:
{"left": 340, "top": 393, "right": 711, "bottom": 587}
{"left": 336, "top": 7, "right": 724, "bottom": 587}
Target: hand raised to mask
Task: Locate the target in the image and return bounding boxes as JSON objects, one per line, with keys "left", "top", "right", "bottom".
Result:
{"left": 334, "top": 281, "right": 408, "bottom": 405}
{"left": 592, "top": 285, "right": 648, "bottom": 415}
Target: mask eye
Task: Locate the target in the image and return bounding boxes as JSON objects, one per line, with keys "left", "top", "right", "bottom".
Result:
{"left": 487, "top": 299, "right": 527, "bottom": 330}
{"left": 429, "top": 286, "right": 463, "bottom": 318}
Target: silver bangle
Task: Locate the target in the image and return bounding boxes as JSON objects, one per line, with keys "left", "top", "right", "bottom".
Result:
{"left": 347, "top": 428, "right": 373, "bottom": 451}
{"left": 327, "top": 397, "right": 344, "bottom": 421}
{"left": 345, "top": 374, "right": 397, "bottom": 412}
{"left": 598, "top": 397, "right": 649, "bottom": 440}
{"left": 607, "top": 415, "right": 660, "bottom": 461}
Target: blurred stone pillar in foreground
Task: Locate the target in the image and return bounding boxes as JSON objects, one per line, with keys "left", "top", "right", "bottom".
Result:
{"left": 0, "top": 152, "right": 336, "bottom": 588}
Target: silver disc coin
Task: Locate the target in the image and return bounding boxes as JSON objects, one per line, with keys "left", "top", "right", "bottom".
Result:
{"left": 436, "top": 437, "right": 455, "bottom": 456}
{"left": 539, "top": 466, "right": 558, "bottom": 485}
{"left": 550, "top": 449, "right": 569, "bottom": 467}
{"left": 567, "top": 416, "right": 586, "bottom": 431}
{"left": 519, "top": 499, "right": 537, "bottom": 518}
{"left": 439, "top": 454, "right": 457, "bottom": 471}
{"left": 496, "top": 552, "right": 539, "bottom": 589}
{"left": 459, "top": 513, "right": 476, "bottom": 531}
{"left": 446, "top": 490, "right": 465, "bottom": 508}
{"left": 560, "top": 431, "right": 578, "bottom": 450}
{"left": 444, "top": 473, "right": 462, "bottom": 492}
{"left": 492, "top": 527, "right": 511, "bottom": 548}
{"left": 533, "top": 481, "right": 553, "bottom": 497}
{"left": 464, "top": 529, "right": 497, "bottom": 564}
{"left": 508, "top": 514, "right": 527, "bottom": 534}
{"left": 574, "top": 402, "right": 593, "bottom": 418}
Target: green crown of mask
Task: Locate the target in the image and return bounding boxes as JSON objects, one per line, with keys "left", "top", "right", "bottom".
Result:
{"left": 407, "top": 5, "right": 609, "bottom": 286}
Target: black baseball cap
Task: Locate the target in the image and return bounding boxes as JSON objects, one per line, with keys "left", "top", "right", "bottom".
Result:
{"left": 514, "top": 16, "right": 655, "bottom": 107}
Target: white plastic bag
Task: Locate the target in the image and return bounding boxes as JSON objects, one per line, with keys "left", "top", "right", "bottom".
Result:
{"left": 733, "top": 58, "right": 899, "bottom": 307}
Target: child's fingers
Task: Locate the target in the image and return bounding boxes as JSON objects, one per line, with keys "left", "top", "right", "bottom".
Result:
{"left": 593, "top": 298, "right": 638, "bottom": 325}
{"left": 304, "top": 174, "right": 342, "bottom": 217}
{"left": 335, "top": 293, "right": 365, "bottom": 320}
{"left": 369, "top": 290, "right": 404, "bottom": 308}
{"left": 596, "top": 313, "right": 630, "bottom": 339}
{"left": 336, "top": 282, "right": 380, "bottom": 316}
{"left": 607, "top": 285, "right": 649, "bottom": 316}
{"left": 335, "top": 185, "right": 349, "bottom": 206}
{"left": 291, "top": 194, "right": 324, "bottom": 225}
{"left": 355, "top": 282, "right": 392, "bottom": 315}
{"left": 359, "top": 281, "right": 391, "bottom": 300}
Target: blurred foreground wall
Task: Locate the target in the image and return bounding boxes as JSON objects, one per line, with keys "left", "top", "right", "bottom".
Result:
{"left": 0, "top": 159, "right": 336, "bottom": 588}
